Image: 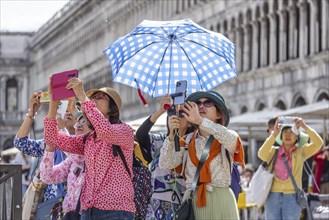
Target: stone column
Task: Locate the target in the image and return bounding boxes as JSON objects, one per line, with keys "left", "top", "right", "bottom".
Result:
{"left": 235, "top": 28, "right": 242, "bottom": 73}
{"left": 269, "top": 13, "right": 277, "bottom": 64}
{"left": 309, "top": 0, "right": 317, "bottom": 55}
{"left": 321, "top": 0, "right": 329, "bottom": 50}
{"left": 289, "top": 6, "right": 297, "bottom": 59}
{"left": 243, "top": 26, "right": 250, "bottom": 71}
{"left": 299, "top": 1, "right": 307, "bottom": 58}
{"left": 260, "top": 17, "right": 269, "bottom": 66}
{"left": 279, "top": 10, "right": 287, "bottom": 61}
{"left": 252, "top": 21, "right": 260, "bottom": 69}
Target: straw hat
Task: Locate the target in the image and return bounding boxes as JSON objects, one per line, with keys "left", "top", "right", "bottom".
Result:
{"left": 86, "top": 87, "right": 122, "bottom": 109}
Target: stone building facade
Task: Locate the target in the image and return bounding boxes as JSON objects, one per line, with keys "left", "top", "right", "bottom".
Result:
{"left": 1, "top": 0, "right": 328, "bottom": 164}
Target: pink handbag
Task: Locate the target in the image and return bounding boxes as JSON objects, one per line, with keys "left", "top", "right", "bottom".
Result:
{"left": 51, "top": 69, "right": 78, "bottom": 100}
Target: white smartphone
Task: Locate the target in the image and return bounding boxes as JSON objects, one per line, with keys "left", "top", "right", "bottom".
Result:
{"left": 173, "top": 80, "right": 187, "bottom": 106}
{"left": 57, "top": 100, "right": 68, "bottom": 119}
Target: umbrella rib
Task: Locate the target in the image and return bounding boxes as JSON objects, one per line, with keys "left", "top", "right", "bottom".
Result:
{"left": 132, "top": 32, "right": 166, "bottom": 40}
{"left": 151, "top": 41, "right": 171, "bottom": 97}
{"left": 176, "top": 41, "right": 204, "bottom": 91}
{"left": 182, "top": 38, "right": 236, "bottom": 71}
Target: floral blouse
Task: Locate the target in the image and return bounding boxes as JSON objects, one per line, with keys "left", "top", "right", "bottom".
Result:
{"left": 159, "top": 118, "right": 239, "bottom": 192}
{"left": 40, "top": 151, "right": 84, "bottom": 214}
{"left": 44, "top": 100, "right": 135, "bottom": 213}
{"left": 13, "top": 136, "right": 67, "bottom": 201}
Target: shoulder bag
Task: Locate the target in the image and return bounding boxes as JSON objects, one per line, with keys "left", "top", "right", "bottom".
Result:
{"left": 22, "top": 172, "right": 46, "bottom": 220}
{"left": 282, "top": 155, "right": 313, "bottom": 220}
{"left": 174, "top": 135, "right": 214, "bottom": 220}
{"left": 249, "top": 149, "right": 278, "bottom": 207}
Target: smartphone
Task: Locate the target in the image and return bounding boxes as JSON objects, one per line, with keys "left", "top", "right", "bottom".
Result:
{"left": 39, "top": 92, "right": 50, "bottom": 103}
{"left": 279, "top": 116, "right": 295, "bottom": 125}
{"left": 51, "top": 69, "right": 78, "bottom": 101}
{"left": 57, "top": 100, "right": 68, "bottom": 119}
{"left": 173, "top": 80, "right": 187, "bottom": 106}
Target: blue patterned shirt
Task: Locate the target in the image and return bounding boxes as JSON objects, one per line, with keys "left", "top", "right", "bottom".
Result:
{"left": 13, "top": 136, "right": 67, "bottom": 200}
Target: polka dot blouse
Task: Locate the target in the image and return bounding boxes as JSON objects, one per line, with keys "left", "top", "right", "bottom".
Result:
{"left": 44, "top": 100, "right": 135, "bottom": 213}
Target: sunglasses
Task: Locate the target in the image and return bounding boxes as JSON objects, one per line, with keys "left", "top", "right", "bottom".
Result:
{"left": 195, "top": 100, "right": 214, "bottom": 108}
{"left": 91, "top": 93, "right": 109, "bottom": 101}
{"left": 74, "top": 118, "right": 87, "bottom": 129}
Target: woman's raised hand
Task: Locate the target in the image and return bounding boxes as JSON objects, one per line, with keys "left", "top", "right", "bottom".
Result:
{"left": 168, "top": 115, "right": 180, "bottom": 141}
{"left": 29, "top": 91, "right": 42, "bottom": 114}
{"left": 295, "top": 117, "right": 307, "bottom": 130}
{"left": 272, "top": 117, "right": 280, "bottom": 137}
{"left": 160, "top": 94, "right": 171, "bottom": 112}
{"left": 66, "top": 77, "right": 87, "bottom": 102}
{"left": 47, "top": 76, "right": 60, "bottom": 119}
{"left": 182, "top": 101, "right": 203, "bottom": 126}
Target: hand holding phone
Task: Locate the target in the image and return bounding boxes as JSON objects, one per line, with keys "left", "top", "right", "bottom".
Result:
{"left": 51, "top": 69, "right": 78, "bottom": 101}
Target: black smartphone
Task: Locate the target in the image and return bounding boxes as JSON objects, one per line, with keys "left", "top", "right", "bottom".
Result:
{"left": 173, "top": 80, "right": 187, "bottom": 106}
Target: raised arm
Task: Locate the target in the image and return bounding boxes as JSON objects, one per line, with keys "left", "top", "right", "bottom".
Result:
{"left": 296, "top": 118, "right": 324, "bottom": 159}
{"left": 44, "top": 77, "right": 84, "bottom": 155}
{"left": 136, "top": 94, "right": 171, "bottom": 163}
{"left": 40, "top": 145, "right": 71, "bottom": 184}
{"left": 82, "top": 100, "right": 134, "bottom": 149}
{"left": 16, "top": 92, "right": 42, "bottom": 138}
{"left": 13, "top": 136, "right": 45, "bottom": 158}
{"left": 159, "top": 115, "right": 184, "bottom": 170}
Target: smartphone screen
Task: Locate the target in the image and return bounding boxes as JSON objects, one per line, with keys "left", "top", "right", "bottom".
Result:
{"left": 173, "top": 80, "right": 187, "bottom": 106}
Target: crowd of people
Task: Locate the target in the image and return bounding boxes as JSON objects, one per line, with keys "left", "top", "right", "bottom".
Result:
{"left": 6, "top": 76, "right": 327, "bottom": 220}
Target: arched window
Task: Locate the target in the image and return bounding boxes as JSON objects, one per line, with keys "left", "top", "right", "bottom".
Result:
{"left": 241, "top": 106, "right": 248, "bottom": 114}
{"left": 6, "top": 78, "right": 18, "bottom": 111}
{"left": 257, "top": 102, "right": 265, "bottom": 111}
{"left": 317, "top": 93, "right": 329, "bottom": 101}
{"left": 275, "top": 100, "right": 286, "bottom": 110}
{"left": 293, "top": 96, "right": 306, "bottom": 107}
{"left": 217, "top": 23, "right": 221, "bottom": 32}
{"left": 223, "top": 20, "right": 228, "bottom": 36}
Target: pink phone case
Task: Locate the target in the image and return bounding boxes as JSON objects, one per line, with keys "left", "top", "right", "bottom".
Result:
{"left": 51, "top": 69, "right": 78, "bottom": 101}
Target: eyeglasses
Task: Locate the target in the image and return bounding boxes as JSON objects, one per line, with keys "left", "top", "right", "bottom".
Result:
{"left": 91, "top": 93, "right": 109, "bottom": 101}
{"left": 195, "top": 100, "right": 214, "bottom": 108}
{"left": 74, "top": 118, "right": 87, "bottom": 129}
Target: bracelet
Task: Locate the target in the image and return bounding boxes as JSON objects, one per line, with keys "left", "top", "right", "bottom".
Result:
{"left": 26, "top": 108, "right": 37, "bottom": 119}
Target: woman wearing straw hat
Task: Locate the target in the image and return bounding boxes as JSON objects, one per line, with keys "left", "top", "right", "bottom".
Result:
{"left": 44, "top": 77, "right": 135, "bottom": 220}
{"left": 258, "top": 117, "right": 323, "bottom": 220}
{"left": 159, "top": 91, "right": 245, "bottom": 219}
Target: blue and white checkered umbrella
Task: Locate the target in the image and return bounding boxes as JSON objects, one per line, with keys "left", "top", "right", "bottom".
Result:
{"left": 104, "top": 19, "right": 238, "bottom": 97}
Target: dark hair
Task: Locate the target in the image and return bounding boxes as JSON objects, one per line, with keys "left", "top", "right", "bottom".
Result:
{"left": 83, "top": 93, "right": 121, "bottom": 131}
{"left": 213, "top": 102, "right": 226, "bottom": 126}
{"left": 280, "top": 126, "right": 298, "bottom": 144}
{"left": 107, "top": 95, "right": 121, "bottom": 124}
{"left": 267, "top": 117, "right": 278, "bottom": 132}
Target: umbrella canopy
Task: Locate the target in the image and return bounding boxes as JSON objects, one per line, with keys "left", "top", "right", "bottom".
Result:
{"left": 104, "top": 19, "right": 238, "bottom": 97}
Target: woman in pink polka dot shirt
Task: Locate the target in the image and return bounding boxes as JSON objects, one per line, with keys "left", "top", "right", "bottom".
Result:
{"left": 44, "top": 77, "right": 135, "bottom": 220}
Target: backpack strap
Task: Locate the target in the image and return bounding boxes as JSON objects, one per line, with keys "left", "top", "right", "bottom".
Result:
{"left": 113, "top": 145, "right": 132, "bottom": 177}
{"left": 83, "top": 132, "right": 92, "bottom": 144}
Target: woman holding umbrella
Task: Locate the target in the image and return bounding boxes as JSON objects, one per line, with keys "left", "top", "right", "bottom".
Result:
{"left": 43, "top": 77, "right": 135, "bottom": 220}
{"left": 159, "top": 91, "right": 244, "bottom": 219}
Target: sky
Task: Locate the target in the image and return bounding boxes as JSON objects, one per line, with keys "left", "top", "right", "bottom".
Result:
{"left": 0, "top": 0, "right": 70, "bottom": 32}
